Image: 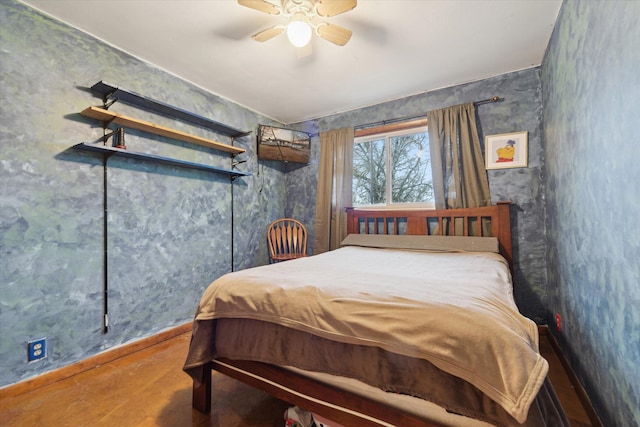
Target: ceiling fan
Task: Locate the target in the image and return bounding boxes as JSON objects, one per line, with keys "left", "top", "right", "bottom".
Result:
{"left": 238, "top": 0, "right": 357, "bottom": 48}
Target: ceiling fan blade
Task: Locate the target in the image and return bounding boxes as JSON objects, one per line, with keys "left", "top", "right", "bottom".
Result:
{"left": 316, "top": 23, "right": 352, "bottom": 46}
{"left": 316, "top": 0, "right": 357, "bottom": 17}
{"left": 238, "top": 0, "right": 281, "bottom": 15}
{"left": 252, "top": 25, "right": 286, "bottom": 42}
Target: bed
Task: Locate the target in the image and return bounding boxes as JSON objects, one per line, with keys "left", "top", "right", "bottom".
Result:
{"left": 183, "top": 202, "right": 568, "bottom": 426}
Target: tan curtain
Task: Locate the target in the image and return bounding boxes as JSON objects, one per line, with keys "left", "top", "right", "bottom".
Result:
{"left": 314, "top": 127, "right": 354, "bottom": 253}
{"left": 427, "top": 103, "right": 491, "bottom": 209}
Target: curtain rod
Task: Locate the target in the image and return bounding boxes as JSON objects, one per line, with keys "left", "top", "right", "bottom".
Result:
{"left": 354, "top": 96, "right": 502, "bottom": 131}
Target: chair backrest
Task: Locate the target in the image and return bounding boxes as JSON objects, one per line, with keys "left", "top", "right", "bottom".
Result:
{"left": 267, "top": 218, "right": 308, "bottom": 262}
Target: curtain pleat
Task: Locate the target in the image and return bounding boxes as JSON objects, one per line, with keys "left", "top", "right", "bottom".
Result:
{"left": 313, "top": 127, "right": 354, "bottom": 254}
{"left": 427, "top": 103, "right": 491, "bottom": 210}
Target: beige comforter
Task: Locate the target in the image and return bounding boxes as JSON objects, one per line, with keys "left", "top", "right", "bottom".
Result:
{"left": 188, "top": 246, "right": 548, "bottom": 424}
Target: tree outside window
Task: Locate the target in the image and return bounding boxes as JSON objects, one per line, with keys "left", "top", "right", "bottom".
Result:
{"left": 353, "top": 128, "right": 434, "bottom": 208}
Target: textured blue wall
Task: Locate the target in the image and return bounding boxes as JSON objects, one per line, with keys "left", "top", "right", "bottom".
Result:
{"left": 5, "top": 4, "right": 636, "bottom": 425}
{"left": 0, "top": 1, "right": 286, "bottom": 387}
{"left": 541, "top": 1, "right": 640, "bottom": 426}
{"left": 289, "top": 68, "right": 550, "bottom": 322}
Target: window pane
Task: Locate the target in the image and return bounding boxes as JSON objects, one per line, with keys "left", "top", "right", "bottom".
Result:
{"left": 390, "top": 132, "right": 433, "bottom": 204}
{"left": 353, "top": 139, "right": 386, "bottom": 205}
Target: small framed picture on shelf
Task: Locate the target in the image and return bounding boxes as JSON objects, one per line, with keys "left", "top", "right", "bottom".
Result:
{"left": 485, "top": 131, "right": 528, "bottom": 169}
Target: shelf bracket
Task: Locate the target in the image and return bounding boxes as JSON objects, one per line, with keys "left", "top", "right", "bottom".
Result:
{"left": 100, "top": 86, "right": 119, "bottom": 110}
{"left": 103, "top": 128, "right": 126, "bottom": 149}
{"left": 102, "top": 123, "right": 114, "bottom": 144}
{"left": 103, "top": 96, "right": 119, "bottom": 110}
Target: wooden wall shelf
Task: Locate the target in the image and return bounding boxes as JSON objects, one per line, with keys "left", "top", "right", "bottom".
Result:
{"left": 90, "top": 81, "right": 251, "bottom": 138}
{"left": 81, "top": 106, "right": 246, "bottom": 155}
{"left": 74, "top": 143, "right": 250, "bottom": 178}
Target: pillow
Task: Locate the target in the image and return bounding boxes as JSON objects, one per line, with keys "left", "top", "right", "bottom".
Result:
{"left": 340, "top": 234, "right": 499, "bottom": 253}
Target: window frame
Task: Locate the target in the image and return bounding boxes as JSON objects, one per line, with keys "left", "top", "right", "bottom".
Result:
{"left": 353, "top": 121, "right": 434, "bottom": 210}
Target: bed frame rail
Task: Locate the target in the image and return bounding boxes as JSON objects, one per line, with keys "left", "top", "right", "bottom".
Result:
{"left": 195, "top": 358, "right": 439, "bottom": 426}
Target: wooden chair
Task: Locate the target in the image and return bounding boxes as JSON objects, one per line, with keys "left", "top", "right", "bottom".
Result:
{"left": 267, "top": 218, "right": 308, "bottom": 263}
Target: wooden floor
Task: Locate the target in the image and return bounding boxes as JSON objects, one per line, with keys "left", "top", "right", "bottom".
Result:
{"left": 538, "top": 334, "right": 595, "bottom": 427}
{"left": 0, "top": 331, "right": 595, "bottom": 427}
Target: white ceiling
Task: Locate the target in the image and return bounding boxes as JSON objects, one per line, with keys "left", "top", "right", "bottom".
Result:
{"left": 21, "top": 0, "right": 562, "bottom": 124}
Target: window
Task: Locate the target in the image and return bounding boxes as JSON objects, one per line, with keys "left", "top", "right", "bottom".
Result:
{"left": 353, "top": 126, "right": 434, "bottom": 208}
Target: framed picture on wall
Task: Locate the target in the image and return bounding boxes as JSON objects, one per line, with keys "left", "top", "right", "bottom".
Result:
{"left": 485, "top": 131, "right": 528, "bottom": 169}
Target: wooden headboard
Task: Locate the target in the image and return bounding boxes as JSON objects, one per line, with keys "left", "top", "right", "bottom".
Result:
{"left": 346, "top": 201, "right": 513, "bottom": 270}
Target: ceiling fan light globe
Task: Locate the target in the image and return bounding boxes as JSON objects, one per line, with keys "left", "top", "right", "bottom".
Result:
{"left": 287, "top": 21, "right": 312, "bottom": 47}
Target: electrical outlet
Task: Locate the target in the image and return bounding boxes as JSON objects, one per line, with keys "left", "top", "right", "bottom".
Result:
{"left": 27, "top": 338, "right": 47, "bottom": 362}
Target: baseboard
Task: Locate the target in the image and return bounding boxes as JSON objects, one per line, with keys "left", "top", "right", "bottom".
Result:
{"left": 0, "top": 322, "right": 192, "bottom": 399}
{"left": 538, "top": 325, "right": 603, "bottom": 427}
